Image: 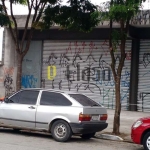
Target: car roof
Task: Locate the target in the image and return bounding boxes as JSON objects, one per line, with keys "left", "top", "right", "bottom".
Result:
{"left": 21, "top": 88, "right": 42, "bottom": 91}
{"left": 21, "top": 88, "right": 82, "bottom": 94}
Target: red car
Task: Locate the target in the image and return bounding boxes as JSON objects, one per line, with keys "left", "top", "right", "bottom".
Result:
{"left": 131, "top": 117, "right": 150, "bottom": 150}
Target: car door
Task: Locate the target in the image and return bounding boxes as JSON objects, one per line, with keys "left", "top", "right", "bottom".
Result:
{"left": 36, "top": 91, "right": 72, "bottom": 130}
{"left": 0, "top": 90, "right": 39, "bottom": 129}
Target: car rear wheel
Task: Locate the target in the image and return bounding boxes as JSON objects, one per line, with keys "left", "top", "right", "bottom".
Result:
{"left": 81, "top": 132, "right": 95, "bottom": 139}
{"left": 51, "top": 120, "right": 72, "bottom": 142}
{"left": 143, "top": 132, "right": 150, "bottom": 150}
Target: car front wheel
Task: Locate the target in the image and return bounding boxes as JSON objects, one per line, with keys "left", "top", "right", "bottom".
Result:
{"left": 51, "top": 120, "right": 72, "bottom": 142}
{"left": 81, "top": 132, "right": 95, "bottom": 139}
{"left": 143, "top": 132, "right": 150, "bottom": 150}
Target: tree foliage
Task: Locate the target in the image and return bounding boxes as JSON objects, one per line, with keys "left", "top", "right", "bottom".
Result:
{"left": 43, "top": 0, "right": 99, "bottom": 32}
{"left": 0, "top": 4, "right": 10, "bottom": 26}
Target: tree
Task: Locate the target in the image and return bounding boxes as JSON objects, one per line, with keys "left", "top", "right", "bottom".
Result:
{"left": 1, "top": 0, "right": 99, "bottom": 91}
{"left": 42, "top": 0, "right": 99, "bottom": 32}
{"left": 98, "top": 0, "right": 146, "bottom": 135}
{"left": 0, "top": 4, "right": 10, "bottom": 26}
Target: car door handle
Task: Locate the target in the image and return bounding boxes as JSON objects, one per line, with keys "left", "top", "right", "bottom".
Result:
{"left": 28, "top": 106, "right": 35, "bottom": 109}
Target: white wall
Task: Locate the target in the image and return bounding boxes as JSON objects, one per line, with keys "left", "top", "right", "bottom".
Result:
{"left": 0, "top": 28, "right": 17, "bottom": 99}
{"left": 0, "top": 28, "right": 4, "bottom": 62}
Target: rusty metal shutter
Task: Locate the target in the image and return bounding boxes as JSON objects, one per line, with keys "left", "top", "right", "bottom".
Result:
{"left": 138, "top": 40, "right": 150, "bottom": 112}
{"left": 42, "top": 40, "right": 131, "bottom": 110}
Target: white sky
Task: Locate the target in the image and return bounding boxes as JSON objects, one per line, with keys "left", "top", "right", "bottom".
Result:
{"left": 4, "top": 0, "right": 150, "bottom": 15}
{"left": 0, "top": 0, "right": 149, "bottom": 61}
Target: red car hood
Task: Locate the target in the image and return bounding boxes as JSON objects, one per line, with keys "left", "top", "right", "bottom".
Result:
{"left": 139, "top": 117, "right": 150, "bottom": 123}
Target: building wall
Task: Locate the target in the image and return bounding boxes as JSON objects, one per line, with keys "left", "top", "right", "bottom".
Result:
{"left": 2, "top": 26, "right": 150, "bottom": 112}
{"left": 0, "top": 29, "right": 42, "bottom": 99}
{"left": 0, "top": 29, "right": 17, "bottom": 99}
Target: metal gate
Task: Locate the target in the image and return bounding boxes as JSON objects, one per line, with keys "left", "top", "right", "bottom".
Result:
{"left": 138, "top": 40, "right": 150, "bottom": 112}
{"left": 42, "top": 40, "right": 131, "bottom": 110}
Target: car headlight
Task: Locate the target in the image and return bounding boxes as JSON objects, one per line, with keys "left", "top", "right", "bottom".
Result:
{"left": 133, "top": 120, "right": 143, "bottom": 128}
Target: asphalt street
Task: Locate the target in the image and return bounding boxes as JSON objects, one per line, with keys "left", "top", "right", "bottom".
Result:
{"left": 0, "top": 129, "right": 144, "bottom": 150}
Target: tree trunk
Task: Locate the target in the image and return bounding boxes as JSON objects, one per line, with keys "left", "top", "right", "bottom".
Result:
{"left": 113, "top": 76, "right": 121, "bottom": 135}
{"left": 16, "top": 53, "right": 23, "bottom": 91}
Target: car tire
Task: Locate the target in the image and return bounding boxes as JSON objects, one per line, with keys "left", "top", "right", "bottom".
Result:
{"left": 51, "top": 120, "right": 72, "bottom": 142}
{"left": 143, "top": 132, "right": 150, "bottom": 150}
{"left": 81, "top": 132, "right": 95, "bottom": 139}
{"left": 13, "top": 129, "right": 20, "bottom": 132}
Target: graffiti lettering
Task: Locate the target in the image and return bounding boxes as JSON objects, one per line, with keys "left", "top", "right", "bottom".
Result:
{"left": 131, "top": 10, "right": 150, "bottom": 25}
{"left": 43, "top": 53, "right": 57, "bottom": 65}
{"left": 72, "top": 53, "right": 82, "bottom": 68}
{"left": 75, "top": 83, "right": 101, "bottom": 95}
{"left": 22, "top": 75, "right": 37, "bottom": 88}
{"left": 101, "top": 40, "right": 109, "bottom": 56}
{"left": 142, "top": 53, "right": 150, "bottom": 68}
{"left": 52, "top": 79, "right": 54, "bottom": 89}
{"left": 60, "top": 53, "right": 70, "bottom": 67}
{"left": 99, "top": 54, "right": 109, "bottom": 69}
{"left": 89, "top": 41, "right": 97, "bottom": 53}
{"left": 59, "top": 80, "right": 62, "bottom": 90}
{"left": 139, "top": 92, "right": 150, "bottom": 111}
{"left": 83, "top": 54, "right": 97, "bottom": 63}
{"left": 4, "top": 74, "right": 14, "bottom": 97}
{"left": 43, "top": 40, "right": 131, "bottom": 110}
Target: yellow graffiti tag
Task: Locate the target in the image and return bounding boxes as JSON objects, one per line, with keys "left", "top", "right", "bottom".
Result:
{"left": 47, "top": 66, "right": 57, "bottom": 80}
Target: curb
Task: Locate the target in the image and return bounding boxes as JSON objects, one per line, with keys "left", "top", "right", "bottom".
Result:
{"left": 95, "top": 134, "right": 124, "bottom": 141}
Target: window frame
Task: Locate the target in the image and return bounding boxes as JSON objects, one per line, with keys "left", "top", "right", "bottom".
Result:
{"left": 69, "top": 94, "right": 100, "bottom": 107}
{"left": 40, "top": 91, "right": 72, "bottom": 106}
{"left": 18, "top": 90, "right": 39, "bottom": 105}
{"left": 7, "top": 90, "right": 39, "bottom": 105}
{"left": 6, "top": 91, "right": 21, "bottom": 104}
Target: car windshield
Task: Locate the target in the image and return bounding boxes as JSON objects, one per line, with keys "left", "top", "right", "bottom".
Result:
{"left": 69, "top": 94, "right": 100, "bottom": 106}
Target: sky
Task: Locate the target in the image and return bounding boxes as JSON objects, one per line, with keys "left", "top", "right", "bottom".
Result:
{"left": 4, "top": 0, "right": 150, "bottom": 15}
{"left": 0, "top": 0, "right": 149, "bottom": 61}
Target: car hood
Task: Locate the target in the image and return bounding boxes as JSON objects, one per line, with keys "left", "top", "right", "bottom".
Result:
{"left": 138, "top": 117, "right": 150, "bottom": 123}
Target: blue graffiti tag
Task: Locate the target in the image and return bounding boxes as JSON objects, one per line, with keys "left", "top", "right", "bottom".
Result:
{"left": 120, "top": 69, "right": 130, "bottom": 87}
{"left": 22, "top": 75, "right": 38, "bottom": 88}
{"left": 95, "top": 68, "right": 130, "bottom": 88}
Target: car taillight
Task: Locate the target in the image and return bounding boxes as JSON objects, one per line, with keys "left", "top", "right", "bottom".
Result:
{"left": 100, "top": 114, "right": 108, "bottom": 121}
{"left": 79, "top": 113, "right": 91, "bottom": 121}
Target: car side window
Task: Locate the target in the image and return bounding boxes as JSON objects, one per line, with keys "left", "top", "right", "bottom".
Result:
{"left": 8, "top": 92, "right": 21, "bottom": 103}
{"left": 40, "top": 91, "right": 72, "bottom": 106}
{"left": 18, "top": 90, "right": 39, "bottom": 105}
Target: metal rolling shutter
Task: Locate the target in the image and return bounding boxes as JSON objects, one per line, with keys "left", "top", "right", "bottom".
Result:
{"left": 42, "top": 40, "right": 131, "bottom": 110}
{"left": 138, "top": 40, "right": 150, "bottom": 112}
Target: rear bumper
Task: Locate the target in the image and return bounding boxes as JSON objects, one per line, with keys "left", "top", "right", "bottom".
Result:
{"left": 70, "top": 122, "right": 108, "bottom": 134}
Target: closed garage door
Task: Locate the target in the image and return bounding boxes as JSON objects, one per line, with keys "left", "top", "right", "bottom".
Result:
{"left": 138, "top": 40, "right": 150, "bottom": 112}
{"left": 42, "top": 40, "right": 131, "bottom": 110}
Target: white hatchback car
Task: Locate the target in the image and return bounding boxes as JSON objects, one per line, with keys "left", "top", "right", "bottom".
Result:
{"left": 0, "top": 89, "right": 108, "bottom": 142}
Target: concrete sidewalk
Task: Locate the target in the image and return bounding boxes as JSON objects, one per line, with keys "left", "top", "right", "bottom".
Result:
{"left": 96, "top": 109, "right": 150, "bottom": 142}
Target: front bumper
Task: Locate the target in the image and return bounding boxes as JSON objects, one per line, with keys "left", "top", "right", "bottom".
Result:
{"left": 70, "top": 122, "right": 108, "bottom": 134}
{"left": 131, "top": 128, "right": 142, "bottom": 144}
